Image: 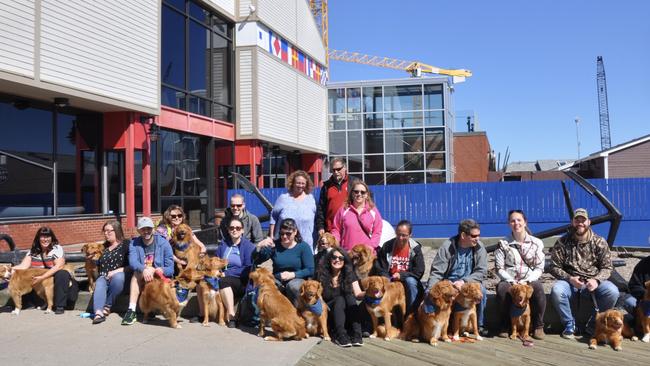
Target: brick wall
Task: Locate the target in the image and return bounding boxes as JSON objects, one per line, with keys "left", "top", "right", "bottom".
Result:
{"left": 0, "top": 215, "right": 162, "bottom": 250}
{"left": 453, "top": 132, "right": 492, "bottom": 182}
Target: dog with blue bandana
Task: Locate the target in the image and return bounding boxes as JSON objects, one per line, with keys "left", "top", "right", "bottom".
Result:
{"left": 297, "top": 280, "right": 330, "bottom": 340}
{"left": 400, "top": 280, "right": 457, "bottom": 346}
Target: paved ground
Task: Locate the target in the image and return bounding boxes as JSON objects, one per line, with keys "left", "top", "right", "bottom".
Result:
{"left": 0, "top": 310, "right": 319, "bottom": 366}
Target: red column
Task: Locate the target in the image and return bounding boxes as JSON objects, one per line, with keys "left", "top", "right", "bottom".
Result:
{"left": 142, "top": 118, "right": 152, "bottom": 216}
{"left": 125, "top": 114, "right": 136, "bottom": 228}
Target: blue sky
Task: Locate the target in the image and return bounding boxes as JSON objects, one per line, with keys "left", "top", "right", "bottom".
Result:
{"left": 327, "top": 0, "right": 650, "bottom": 163}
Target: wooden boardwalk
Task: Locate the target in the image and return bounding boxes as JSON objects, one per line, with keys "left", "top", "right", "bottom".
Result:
{"left": 298, "top": 334, "right": 649, "bottom": 366}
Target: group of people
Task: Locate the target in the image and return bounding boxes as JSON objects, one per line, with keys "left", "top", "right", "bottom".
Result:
{"left": 1, "top": 158, "right": 649, "bottom": 349}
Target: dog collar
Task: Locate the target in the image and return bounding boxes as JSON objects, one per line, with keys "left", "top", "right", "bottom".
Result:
{"left": 204, "top": 276, "right": 220, "bottom": 290}
{"left": 423, "top": 296, "right": 438, "bottom": 314}
{"left": 452, "top": 302, "right": 468, "bottom": 312}
{"left": 364, "top": 296, "right": 382, "bottom": 306}
{"left": 175, "top": 242, "right": 190, "bottom": 251}
{"left": 307, "top": 298, "right": 323, "bottom": 316}
{"left": 510, "top": 304, "right": 527, "bottom": 317}
{"left": 641, "top": 300, "right": 650, "bottom": 317}
{"left": 175, "top": 286, "right": 189, "bottom": 303}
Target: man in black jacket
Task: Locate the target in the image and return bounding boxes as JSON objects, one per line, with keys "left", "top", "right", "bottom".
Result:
{"left": 316, "top": 158, "right": 357, "bottom": 236}
{"left": 624, "top": 255, "right": 650, "bottom": 342}
{"left": 375, "top": 220, "right": 425, "bottom": 315}
{"left": 219, "top": 194, "right": 264, "bottom": 244}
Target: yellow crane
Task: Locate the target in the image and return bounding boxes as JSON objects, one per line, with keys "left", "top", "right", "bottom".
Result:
{"left": 309, "top": 0, "right": 471, "bottom": 80}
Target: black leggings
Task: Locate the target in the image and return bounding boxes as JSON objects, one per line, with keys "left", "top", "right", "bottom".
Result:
{"left": 496, "top": 280, "right": 546, "bottom": 330}
{"left": 327, "top": 294, "right": 362, "bottom": 338}
{"left": 219, "top": 276, "right": 245, "bottom": 298}
{"left": 54, "top": 270, "right": 78, "bottom": 309}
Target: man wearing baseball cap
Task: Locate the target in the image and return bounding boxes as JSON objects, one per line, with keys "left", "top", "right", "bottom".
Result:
{"left": 549, "top": 208, "right": 618, "bottom": 339}
{"left": 122, "top": 216, "right": 174, "bottom": 325}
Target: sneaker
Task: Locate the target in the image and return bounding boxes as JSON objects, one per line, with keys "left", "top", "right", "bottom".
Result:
{"left": 561, "top": 329, "right": 575, "bottom": 339}
{"left": 532, "top": 328, "right": 545, "bottom": 340}
{"left": 121, "top": 309, "right": 137, "bottom": 326}
{"left": 92, "top": 315, "right": 106, "bottom": 325}
{"left": 497, "top": 330, "right": 509, "bottom": 338}
{"left": 334, "top": 334, "right": 352, "bottom": 348}
{"left": 227, "top": 319, "right": 237, "bottom": 328}
{"left": 478, "top": 326, "right": 490, "bottom": 337}
{"left": 351, "top": 336, "right": 363, "bottom": 347}
{"left": 54, "top": 307, "right": 65, "bottom": 315}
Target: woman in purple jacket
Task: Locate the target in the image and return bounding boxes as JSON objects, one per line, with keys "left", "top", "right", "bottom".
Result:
{"left": 215, "top": 217, "right": 256, "bottom": 328}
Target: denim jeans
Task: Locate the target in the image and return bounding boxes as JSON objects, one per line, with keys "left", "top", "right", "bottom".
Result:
{"left": 622, "top": 294, "right": 637, "bottom": 315}
{"left": 401, "top": 276, "right": 424, "bottom": 316}
{"left": 274, "top": 278, "right": 304, "bottom": 306}
{"left": 93, "top": 272, "right": 126, "bottom": 314}
{"left": 550, "top": 279, "right": 619, "bottom": 332}
{"left": 478, "top": 283, "right": 487, "bottom": 328}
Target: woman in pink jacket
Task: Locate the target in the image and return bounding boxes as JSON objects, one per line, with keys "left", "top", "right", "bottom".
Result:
{"left": 331, "top": 180, "right": 383, "bottom": 251}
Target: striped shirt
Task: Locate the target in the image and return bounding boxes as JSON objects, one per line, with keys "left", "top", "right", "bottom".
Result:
{"left": 30, "top": 245, "right": 64, "bottom": 268}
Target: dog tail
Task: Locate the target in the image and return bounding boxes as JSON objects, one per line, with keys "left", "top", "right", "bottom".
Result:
{"left": 399, "top": 313, "right": 418, "bottom": 340}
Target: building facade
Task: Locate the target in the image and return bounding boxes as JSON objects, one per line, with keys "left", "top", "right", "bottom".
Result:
{"left": 0, "top": 0, "right": 327, "bottom": 248}
{"left": 326, "top": 78, "right": 454, "bottom": 184}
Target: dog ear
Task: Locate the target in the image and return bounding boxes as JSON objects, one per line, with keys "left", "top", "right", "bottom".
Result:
{"left": 644, "top": 280, "right": 650, "bottom": 288}
{"left": 508, "top": 284, "right": 517, "bottom": 297}
{"left": 526, "top": 284, "right": 534, "bottom": 299}
{"left": 81, "top": 244, "right": 88, "bottom": 254}
{"left": 300, "top": 282, "right": 306, "bottom": 297}
{"left": 360, "top": 277, "right": 369, "bottom": 291}
{"left": 380, "top": 276, "right": 390, "bottom": 291}
{"left": 317, "top": 282, "right": 323, "bottom": 297}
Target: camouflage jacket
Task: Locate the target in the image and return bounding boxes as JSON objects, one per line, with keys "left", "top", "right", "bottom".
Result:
{"left": 549, "top": 230, "right": 612, "bottom": 282}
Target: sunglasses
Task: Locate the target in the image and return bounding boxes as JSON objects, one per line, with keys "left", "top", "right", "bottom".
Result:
{"left": 170, "top": 214, "right": 183, "bottom": 219}
{"left": 279, "top": 231, "right": 294, "bottom": 237}
{"left": 466, "top": 233, "right": 480, "bottom": 238}
{"left": 331, "top": 255, "right": 344, "bottom": 262}
{"left": 228, "top": 226, "right": 243, "bottom": 231}
{"left": 352, "top": 190, "right": 367, "bottom": 195}
{"left": 231, "top": 204, "right": 243, "bottom": 208}
{"left": 331, "top": 166, "right": 344, "bottom": 172}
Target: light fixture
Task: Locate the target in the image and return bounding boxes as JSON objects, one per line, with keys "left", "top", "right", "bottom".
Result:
{"left": 139, "top": 115, "right": 160, "bottom": 142}
{"left": 54, "top": 97, "right": 69, "bottom": 108}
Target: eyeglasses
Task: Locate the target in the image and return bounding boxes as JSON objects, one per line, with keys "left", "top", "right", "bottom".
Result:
{"left": 231, "top": 204, "right": 243, "bottom": 208}
{"left": 331, "top": 166, "right": 344, "bottom": 172}
{"left": 352, "top": 190, "right": 367, "bottom": 195}
{"left": 170, "top": 214, "right": 183, "bottom": 219}
{"left": 103, "top": 229, "right": 115, "bottom": 234}
{"left": 465, "top": 232, "right": 480, "bottom": 238}
{"left": 279, "top": 231, "right": 294, "bottom": 237}
{"left": 228, "top": 226, "right": 243, "bottom": 231}
{"left": 331, "top": 255, "right": 344, "bottom": 262}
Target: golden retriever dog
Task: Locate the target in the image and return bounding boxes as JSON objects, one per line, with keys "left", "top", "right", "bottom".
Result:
{"left": 362, "top": 275, "right": 406, "bottom": 341}
{"left": 139, "top": 276, "right": 181, "bottom": 329}
{"left": 451, "top": 282, "right": 484, "bottom": 341}
{"left": 296, "top": 280, "right": 330, "bottom": 340}
{"left": 195, "top": 256, "right": 228, "bottom": 327}
{"left": 249, "top": 267, "right": 307, "bottom": 341}
{"left": 349, "top": 244, "right": 375, "bottom": 283}
{"left": 589, "top": 309, "right": 626, "bottom": 351}
{"left": 81, "top": 242, "right": 105, "bottom": 293}
{"left": 317, "top": 232, "right": 338, "bottom": 252}
{"left": 509, "top": 283, "right": 534, "bottom": 340}
{"left": 0, "top": 264, "right": 74, "bottom": 315}
{"left": 634, "top": 280, "right": 650, "bottom": 343}
{"left": 172, "top": 223, "right": 201, "bottom": 272}
{"left": 400, "top": 280, "right": 458, "bottom": 346}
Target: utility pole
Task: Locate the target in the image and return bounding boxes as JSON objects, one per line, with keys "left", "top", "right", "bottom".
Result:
{"left": 575, "top": 117, "right": 581, "bottom": 159}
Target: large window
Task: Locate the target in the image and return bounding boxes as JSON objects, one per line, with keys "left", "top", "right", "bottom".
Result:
{"left": 0, "top": 98, "right": 102, "bottom": 218}
{"left": 162, "top": 0, "right": 234, "bottom": 121}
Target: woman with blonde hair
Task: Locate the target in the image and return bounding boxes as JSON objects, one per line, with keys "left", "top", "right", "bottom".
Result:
{"left": 156, "top": 204, "right": 206, "bottom": 264}
{"left": 331, "top": 180, "right": 383, "bottom": 251}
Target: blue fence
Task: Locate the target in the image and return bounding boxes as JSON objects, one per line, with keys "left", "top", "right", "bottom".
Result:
{"left": 229, "top": 177, "right": 650, "bottom": 247}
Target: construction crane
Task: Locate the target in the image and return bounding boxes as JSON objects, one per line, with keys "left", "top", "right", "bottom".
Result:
{"left": 596, "top": 56, "right": 612, "bottom": 150}
{"left": 309, "top": 1, "right": 471, "bottom": 80}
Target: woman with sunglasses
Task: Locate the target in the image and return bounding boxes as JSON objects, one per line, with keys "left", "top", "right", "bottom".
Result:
{"left": 156, "top": 205, "right": 206, "bottom": 266}
{"left": 494, "top": 209, "right": 546, "bottom": 340}
{"left": 330, "top": 180, "right": 383, "bottom": 251}
{"left": 254, "top": 218, "right": 314, "bottom": 305}
{"left": 214, "top": 217, "right": 256, "bottom": 328}
{"left": 316, "top": 247, "right": 364, "bottom": 347}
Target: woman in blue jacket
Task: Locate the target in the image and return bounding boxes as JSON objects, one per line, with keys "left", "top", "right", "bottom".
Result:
{"left": 215, "top": 217, "right": 256, "bottom": 328}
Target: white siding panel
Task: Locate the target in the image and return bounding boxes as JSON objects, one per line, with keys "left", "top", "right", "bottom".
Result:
{"left": 0, "top": 0, "right": 35, "bottom": 77}
{"left": 295, "top": 0, "right": 325, "bottom": 64}
{"left": 257, "top": 50, "right": 298, "bottom": 143}
{"left": 258, "top": 0, "right": 296, "bottom": 43}
{"left": 205, "top": 0, "right": 235, "bottom": 18}
{"left": 238, "top": 50, "right": 254, "bottom": 136}
{"left": 297, "top": 76, "right": 327, "bottom": 152}
{"left": 238, "top": 0, "right": 252, "bottom": 18}
{"left": 39, "top": 0, "right": 159, "bottom": 109}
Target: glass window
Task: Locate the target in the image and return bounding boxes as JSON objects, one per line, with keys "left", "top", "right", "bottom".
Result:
{"left": 213, "top": 103, "right": 231, "bottom": 122}
{"left": 348, "top": 155, "right": 363, "bottom": 172}
{"left": 212, "top": 15, "right": 231, "bottom": 38}
{"left": 162, "top": 86, "right": 186, "bottom": 110}
{"left": 162, "top": 5, "right": 185, "bottom": 89}
{"left": 385, "top": 111, "right": 423, "bottom": 128}
{"left": 328, "top": 88, "right": 345, "bottom": 114}
{"left": 364, "top": 130, "right": 384, "bottom": 154}
{"left": 165, "top": 0, "right": 185, "bottom": 11}
{"left": 328, "top": 114, "right": 346, "bottom": 130}
{"left": 189, "top": 1, "right": 210, "bottom": 25}
{"left": 189, "top": 21, "right": 209, "bottom": 93}
{"left": 424, "top": 111, "right": 444, "bottom": 127}
{"left": 347, "top": 131, "right": 362, "bottom": 155}
{"left": 424, "top": 84, "right": 443, "bottom": 109}
{"left": 364, "top": 173, "right": 384, "bottom": 185}
{"left": 346, "top": 88, "right": 361, "bottom": 113}
{"left": 426, "top": 171, "right": 446, "bottom": 183}
{"left": 384, "top": 85, "right": 422, "bottom": 111}
{"left": 386, "top": 172, "right": 424, "bottom": 185}
{"left": 160, "top": 130, "right": 182, "bottom": 197}
{"left": 363, "top": 113, "right": 383, "bottom": 129}
{"left": 329, "top": 131, "right": 346, "bottom": 155}
{"left": 363, "top": 86, "right": 382, "bottom": 113}
{"left": 347, "top": 113, "right": 362, "bottom": 129}
{"left": 384, "top": 129, "right": 423, "bottom": 154}
{"left": 386, "top": 153, "right": 424, "bottom": 172}
{"left": 211, "top": 33, "right": 231, "bottom": 106}
{"left": 189, "top": 95, "right": 210, "bottom": 117}
{"left": 425, "top": 128, "right": 445, "bottom": 151}
{"left": 426, "top": 153, "right": 446, "bottom": 170}
{"left": 364, "top": 155, "right": 384, "bottom": 172}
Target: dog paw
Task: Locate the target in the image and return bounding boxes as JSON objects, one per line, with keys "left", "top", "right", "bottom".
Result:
{"left": 641, "top": 334, "right": 650, "bottom": 343}
{"left": 263, "top": 336, "right": 274, "bottom": 341}
{"left": 476, "top": 335, "right": 483, "bottom": 341}
{"left": 10, "top": 309, "right": 19, "bottom": 315}
{"left": 462, "top": 331, "right": 469, "bottom": 337}
{"left": 44, "top": 309, "right": 52, "bottom": 314}
{"left": 429, "top": 341, "right": 438, "bottom": 347}
{"left": 384, "top": 337, "right": 391, "bottom": 341}
{"left": 202, "top": 322, "right": 210, "bottom": 327}
{"left": 614, "top": 346, "right": 622, "bottom": 351}
{"left": 175, "top": 324, "right": 182, "bottom": 329}
{"left": 411, "top": 338, "right": 420, "bottom": 343}
{"left": 452, "top": 335, "right": 460, "bottom": 341}
{"left": 323, "top": 336, "right": 331, "bottom": 341}
{"left": 589, "top": 344, "right": 597, "bottom": 350}
{"left": 631, "top": 336, "right": 638, "bottom": 342}
{"left": 369, "top": 334, "right": 377, "bottom": 339}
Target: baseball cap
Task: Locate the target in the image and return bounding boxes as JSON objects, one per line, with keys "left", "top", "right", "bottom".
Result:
{"left": 573, "top": 208, "right": 589, "bottom": 220}
{"left": 137, "top": 217, "right": 155, "bottom": 229}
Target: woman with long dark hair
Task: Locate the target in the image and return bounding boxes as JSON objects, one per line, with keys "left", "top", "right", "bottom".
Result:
{"left": 12, "top": 226, "right": 77, "bottom": 314}
{"left": 316, "top": 247, "right": 365, "bottom": 347}
{"left": 91, "top": 220, "right": 130, "bottom": 324}
{"left": 254, "top": 218, "right": 314, "bottom": 304}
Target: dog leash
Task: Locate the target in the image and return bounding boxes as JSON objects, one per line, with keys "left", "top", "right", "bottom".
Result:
{"left": 518, "top": 335, "right": 534, "bottom": 347}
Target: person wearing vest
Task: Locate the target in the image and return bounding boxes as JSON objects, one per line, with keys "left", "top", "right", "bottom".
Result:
{"left": 425, "top": 219, "right": 489, "bottom": 337}
{"left": 375, "top": 220, "right": 425, "bottom": 316}
{"left": 316, "top": 158, "right": 357, "bottom": 236}
{"left": 330, "top": 180, "right": 383, "bottom": 252}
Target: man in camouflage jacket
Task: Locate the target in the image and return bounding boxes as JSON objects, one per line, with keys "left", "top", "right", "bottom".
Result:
{"left": 549, "top": 208, "right": 619, "bottom": 339}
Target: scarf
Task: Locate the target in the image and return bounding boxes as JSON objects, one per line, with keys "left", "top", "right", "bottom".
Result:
{"left": 423, "top": 296, "right": 438, "bottom": 314}
{"left": 307, "top": 298, "right": 324, "bottom": 316}
{"left": 204, "top": 276, "right": 221, "bottom": 291}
